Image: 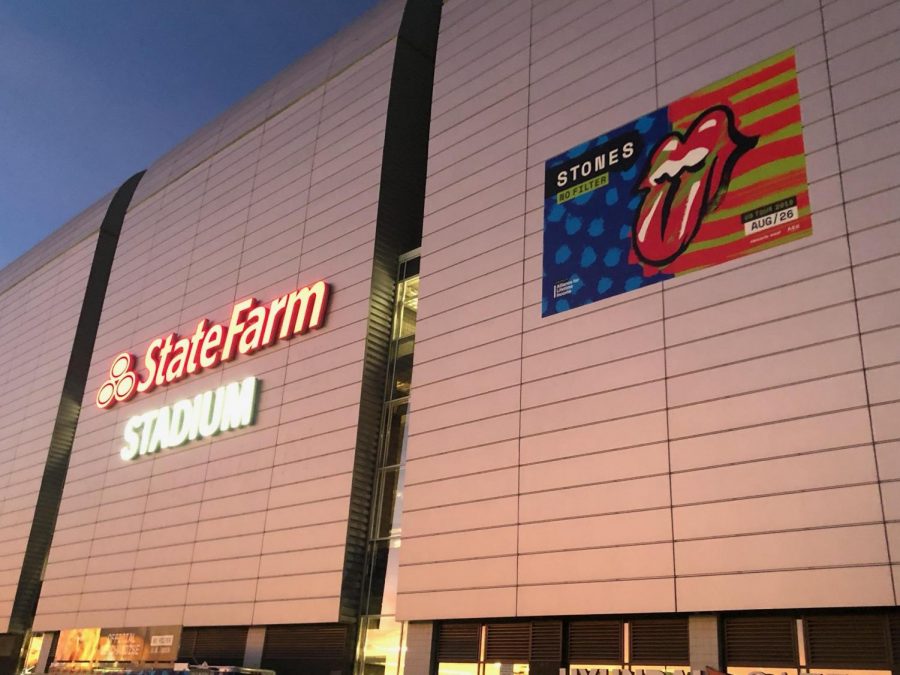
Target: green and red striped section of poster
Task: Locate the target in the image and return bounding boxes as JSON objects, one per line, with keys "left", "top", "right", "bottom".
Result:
{"left": 542, "top": 49, "right": 812, "bottom": 317}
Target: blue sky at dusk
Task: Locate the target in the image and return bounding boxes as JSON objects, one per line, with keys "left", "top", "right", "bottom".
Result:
{"left": 0, "top": 0, "right": 381, "bottom": 268}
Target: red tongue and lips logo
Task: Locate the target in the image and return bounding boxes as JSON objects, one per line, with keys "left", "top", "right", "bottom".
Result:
{"left": 632, "top": 105, "right": 757, "bottom": 267}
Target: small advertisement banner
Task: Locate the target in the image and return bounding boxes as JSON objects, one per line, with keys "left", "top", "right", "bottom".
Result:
{"left": 145, "top": 625, "right": 181, "bottom": 662}
{"left": 96, "top": 627, "right": 147, "bottom": 662}
{"left": 542, "top": 49, "right": 812, "bottom": 316}
{"left": 52, "top": 625, "right": 181, "bottom": 667}
{"left": 55, "top": 628, "right": 100, "bottom": 663}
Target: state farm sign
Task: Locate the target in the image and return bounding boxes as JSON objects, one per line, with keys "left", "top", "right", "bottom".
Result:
{"left": 96, "top": 280, "right": 329, "bottom": 409}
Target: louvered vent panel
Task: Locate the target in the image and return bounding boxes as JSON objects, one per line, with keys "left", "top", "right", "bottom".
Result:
{"left": 179, "top": 626, "right": 248, "bottom": 666}
{"left": 177, "top": 628, "right": 198, "bottom": 662}
{"left": 724, "top": 616, "right": 797, "bottom": 666}
{"left": 630, "top": 618, "right": 689, "bottom": 665}
{"left": 532, "top": 622, "right": 563, "bottom": 662}
{"left": 568, "top": 621, "right": 624, "bottom": 663}
{"left": 263, "top": 624, "right": 348, "bottom": 659}
{"left": 437, "top": 623, "right": 480, "bottom": 662}
{"left": 485, "top": 623, "right": 531, "bottom": 662}
{"left": 889, "top": 615, "right": 900, "bottom": 665}
{"left": 805, "top": 615, "right": 890, "bottom": 669}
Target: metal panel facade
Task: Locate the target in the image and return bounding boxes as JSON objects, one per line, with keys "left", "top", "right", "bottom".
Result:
{"left": 0, "top": 217, "right": 105, "bottom": 632}
{"left": 31, "top": 0, "right": 405, "bottom": 631}
{"left": 397, "top": 0, "right": 900, "bottom": 619}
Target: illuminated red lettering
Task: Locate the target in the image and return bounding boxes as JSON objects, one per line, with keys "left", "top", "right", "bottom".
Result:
{"left": 154, "top": 334, "right": 175, "bottom": 386}
{"left": 137, "top": 339, "right": 162, "bottom": 393}
{"left": 200, "top": 324, "right": 224, "bottom": 369}
{"left": 223, "top": 299, "right": 253, "bottom": 362}
{"left": 280, "top": 280, "right": 329, "bottom": 339}
{"left": 239, "top": 304, "right": 268, "bottom": 355}
{"left": 165, "top": 337, "right": 191, "bottom": 383}
{"left": 262, "top": 294, "right": 288, "bottom": 347}
{"left": 186, "top": 320, "right": 207, "bottom": 375}
{"left": 98, "top": 280, "right": 331, "bottom": 409}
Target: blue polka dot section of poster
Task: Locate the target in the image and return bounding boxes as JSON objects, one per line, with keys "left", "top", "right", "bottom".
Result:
{"left": 542, "top": 107, "right": 674, "bottom": 317}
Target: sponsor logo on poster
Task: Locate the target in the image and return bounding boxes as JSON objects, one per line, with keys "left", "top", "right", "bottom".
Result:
{"left": 542, "top": 50, "right": 812, "bottom": 316}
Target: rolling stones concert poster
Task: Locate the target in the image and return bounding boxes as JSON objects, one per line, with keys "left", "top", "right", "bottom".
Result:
{"left": 542, "top": 49, "right": 812, "bottom": 317}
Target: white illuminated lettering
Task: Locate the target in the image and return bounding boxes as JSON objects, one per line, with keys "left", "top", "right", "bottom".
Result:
{"left": 219, "top": 377, "right": 258, "bottom": 432}
{"left": 198, "top": 387, "right": 224, "bottom": 437}
{"left": 148, "top": 406, "right": 170, "bottom": 453}
{"left": 138, "top": 410, "right": 158, "bottom": 456}
{"left": 120, "top": 378, "right": 260, "bottom": 461}
{"left": 168, "top": 399, "right": 193, "bottom": 447}
{"left": 189, "top": 394, "right": 202, "bottom": 441}
{"left": 120, "top": 416, "right": 143, "bottom": 461}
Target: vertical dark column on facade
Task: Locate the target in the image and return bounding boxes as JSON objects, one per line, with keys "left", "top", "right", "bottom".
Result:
{"left": 338, "top": 0, "right": 442, "bottom": 627}
{"left": 0, "top": 171, "right": 144, "bottom": 675}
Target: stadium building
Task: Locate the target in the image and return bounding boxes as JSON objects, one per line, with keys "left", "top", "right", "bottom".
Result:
{"left": 1, "top": 0, "right": 900, "bottom": 674}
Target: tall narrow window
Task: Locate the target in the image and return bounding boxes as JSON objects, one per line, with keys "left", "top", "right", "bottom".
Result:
{"left": 357, "top": 252, "right": 419, "bottom": 675}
